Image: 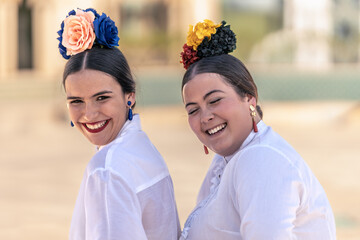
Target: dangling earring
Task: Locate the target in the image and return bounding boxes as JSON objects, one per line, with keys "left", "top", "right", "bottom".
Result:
{"left": 250, "top": 105, "right": 258, "bottom": 132}
{"left": 70, "top": 121, "right": 74, "bottom": 127}
{"left": 127, "top": 101, "right": 133, "bottom": 121}
{"left": 204, "top": 145, "right": 209, "bottom": 155}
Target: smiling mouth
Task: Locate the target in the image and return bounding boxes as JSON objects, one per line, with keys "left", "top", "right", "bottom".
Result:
{"left": 82, "top": 120, "right": 110, "bottom": 133}
{"left": 206, "top": 123, "right": 227, "bottom": 135}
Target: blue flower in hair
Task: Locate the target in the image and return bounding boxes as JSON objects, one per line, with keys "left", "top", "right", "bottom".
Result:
{"left": 57, "top": 10, "right": 76, "bottom": 59}
{"left": 93, "top": 13, "right": 120, "bottom": 48}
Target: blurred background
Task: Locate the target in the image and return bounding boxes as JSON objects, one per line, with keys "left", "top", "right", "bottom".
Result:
{"left": 0, "top": 0, "right": 359, "bottom": 239}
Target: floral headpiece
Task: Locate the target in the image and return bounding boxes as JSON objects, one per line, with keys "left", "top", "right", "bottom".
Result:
{"left": 57, "top": 8, "right": 120, "bottom": 59}
{"left": 180, "top": 20, "right": 236, "bottom": 69}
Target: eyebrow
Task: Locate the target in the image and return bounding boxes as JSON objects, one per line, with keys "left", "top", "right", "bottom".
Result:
{"left": 185, "top": 89, "right": 224, "bottom": 108}
{"left": 67, "top": 90, "right": 113, "bottom": 100}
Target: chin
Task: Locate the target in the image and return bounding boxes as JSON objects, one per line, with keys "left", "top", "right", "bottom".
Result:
{"left": 86, "top": 137, "right": 105, "bottom": 146}
{"left": 213, "top": 145, "right": 236, "bottom": 157}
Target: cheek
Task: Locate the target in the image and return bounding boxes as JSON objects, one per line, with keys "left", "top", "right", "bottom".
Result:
{"left": 106, "top": 101, "right": 127, "bottom": 121}
{"left": 114, "top": 104, "right": 126, "bottom": 118}
{"left": 67, "top": 106, "right": 78, "bottom": 119}
{"left": 68, "top": 106, "right": 76, "bottom": 119}
{"left": 188, "top": 116, "right": 201, "bottom": 135}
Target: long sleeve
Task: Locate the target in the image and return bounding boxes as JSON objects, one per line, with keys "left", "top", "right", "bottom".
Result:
{"left": 77, "top": 168, "right": 147, "bottom": 240}
{"left": 137, "top": 176, "right": 180, "bottom": 240}
{"left": 233, "top": 146, "right": 305, "bottom": 240}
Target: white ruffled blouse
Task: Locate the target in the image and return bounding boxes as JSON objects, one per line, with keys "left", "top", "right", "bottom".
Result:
{"left": 69, "top": 115, "right": 180, "bottom": 240}
{"left": 180, "top": 121, "right": 336, "bottom": 240}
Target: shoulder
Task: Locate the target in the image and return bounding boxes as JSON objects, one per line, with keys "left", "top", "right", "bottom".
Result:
{"left": 233, "top": 144, "right": 300, "bottom": 171}
{"left": 86, "top": 167, "right": 128, "bottom": 186}
{"left": 106, "top": 130, "right": 167, "bottom": 171}
{"left": 227, "top": 145, "right": 307, "bottom": 207}
{"left": 87, "top": 131, "right": 169, "bottom": 194}
{"left": 232, "top": 123, "right": 306, "bottom": 176}
{"left": 228, "top": 143, "right": 307, "bottom": 191}
{"left": 88, "top": 128, "right": 165, "bottom": 169}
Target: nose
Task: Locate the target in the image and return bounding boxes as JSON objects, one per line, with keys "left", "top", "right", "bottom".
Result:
{"left": 200, "top": 108, "right": 214, "bottom": 124}
{"left": 83, "top": 102, "right": 99, "bottom": 121}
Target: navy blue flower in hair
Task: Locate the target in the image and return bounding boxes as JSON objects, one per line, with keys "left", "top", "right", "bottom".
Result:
{"left": 197, "top": 21, "right": 236, "bottom": 58}
{"left": 93, "top": 13, "right": 120, "bottom": 48}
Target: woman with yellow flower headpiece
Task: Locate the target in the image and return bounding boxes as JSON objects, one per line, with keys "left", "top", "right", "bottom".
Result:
{"left": 179, "top": 20, "right": 336, "bottom": 240}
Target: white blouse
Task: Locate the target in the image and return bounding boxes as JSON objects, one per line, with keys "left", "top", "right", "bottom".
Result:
{"left": 180, "top": 121, "right": 336, "bottom": 240}
{"left": 69, "top": 115, "right": 180, "bottom": 240}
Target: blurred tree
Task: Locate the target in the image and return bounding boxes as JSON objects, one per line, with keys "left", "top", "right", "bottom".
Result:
{"left": 333, "top": 0, "right": 359, "bottom": 63}
{"left": 222, "top": 0, "right": 283, "bottom": 61}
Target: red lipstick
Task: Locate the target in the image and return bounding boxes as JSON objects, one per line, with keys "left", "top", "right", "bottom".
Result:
{"left": 82, "top": 120, "right": 110, "bottom": 133}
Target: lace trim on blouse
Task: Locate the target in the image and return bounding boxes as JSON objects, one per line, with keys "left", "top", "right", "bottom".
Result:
{"left": 180, "top": 157, "right": 227, "bottom": 239}
{"left": 180, "top": 121, "right": 265, "bottom": 239}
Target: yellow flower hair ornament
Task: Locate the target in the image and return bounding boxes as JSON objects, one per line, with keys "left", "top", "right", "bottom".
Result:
{"left": 187, "top": 19, "right": 221, "bottom": 50}
{"left": 180, "top": 20, "right": 236, "bottom": 69}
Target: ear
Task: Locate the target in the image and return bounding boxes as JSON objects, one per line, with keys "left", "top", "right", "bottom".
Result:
{"left": 125, "top": 92, "right": 136, "bottom": 107}
{"left": 246, "top": 94, "right": 257, "bottom": 106}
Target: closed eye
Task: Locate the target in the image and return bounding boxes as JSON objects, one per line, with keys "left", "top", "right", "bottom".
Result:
{"left": 209, "top": 98, "right": 222, "bottom": 104}
{"left": 188, "top": 108, "right": 199, "bottom": 115}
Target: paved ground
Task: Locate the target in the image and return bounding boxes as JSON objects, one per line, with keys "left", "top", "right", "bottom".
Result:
{"left": 0, "top": 96, "right": 359, "bottom": 239}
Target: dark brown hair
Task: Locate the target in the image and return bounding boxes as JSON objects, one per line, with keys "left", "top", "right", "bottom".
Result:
{"left": 63, "top": 47, "right": 135, "bottom": 95}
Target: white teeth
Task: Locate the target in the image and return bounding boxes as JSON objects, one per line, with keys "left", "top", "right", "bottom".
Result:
{"left": 207, "top": 124, "right": 226, "bottom": 135}
{"left": 86, "top": 120, "right": 106, "bottom": 130}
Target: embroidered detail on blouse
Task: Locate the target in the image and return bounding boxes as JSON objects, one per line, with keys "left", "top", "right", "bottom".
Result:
{"left": 209, "top": 157, "right": 226, "bottom": 194}
{"left": 180, "top": 157, "right": 227, "bottom": 239}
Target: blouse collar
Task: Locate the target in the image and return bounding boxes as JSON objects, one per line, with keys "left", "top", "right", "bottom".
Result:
{"left": 97, "top": 114, "right": 141, "bottom": 151}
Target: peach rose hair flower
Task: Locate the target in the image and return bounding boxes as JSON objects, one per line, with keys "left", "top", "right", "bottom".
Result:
{"left": 62, "top": 9, "right": 96, "bottom": 56}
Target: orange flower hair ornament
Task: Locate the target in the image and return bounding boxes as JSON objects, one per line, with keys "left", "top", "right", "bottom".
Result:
{"left": 180, "top": 20, "right": 236, "bottom": 69}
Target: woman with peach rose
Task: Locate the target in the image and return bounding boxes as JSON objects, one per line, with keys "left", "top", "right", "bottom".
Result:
{"left": 58, "top": 8, "right": 180, "bottom": 239}
{"left": 179, "top": 20, "right": 336, "bottom": 240}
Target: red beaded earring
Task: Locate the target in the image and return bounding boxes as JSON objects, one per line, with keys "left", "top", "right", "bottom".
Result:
{"left": 250, "top": 105, "right": 258, "bottom": 132}
{"left": 204, "top": 145, "right": 209, "bottom": 155}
